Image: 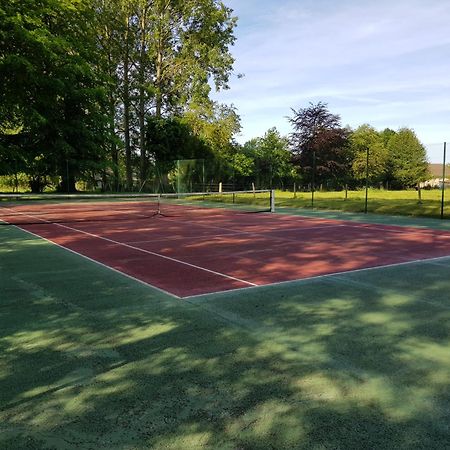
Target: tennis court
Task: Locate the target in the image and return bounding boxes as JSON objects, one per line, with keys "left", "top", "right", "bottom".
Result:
{"left": 2, "top": 194, "right": 450, "bottom": 449}
{"left": 2, "top": 191, "right": 450, "bottom": 298}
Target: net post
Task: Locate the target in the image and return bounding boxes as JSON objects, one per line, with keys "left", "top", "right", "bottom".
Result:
{"left": 270, "top": 190, "right": 275, "bottom": 213}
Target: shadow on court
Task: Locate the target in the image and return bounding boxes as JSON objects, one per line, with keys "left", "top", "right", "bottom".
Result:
{"left": 1, "top": 225, "right": 449, "bottom": 449}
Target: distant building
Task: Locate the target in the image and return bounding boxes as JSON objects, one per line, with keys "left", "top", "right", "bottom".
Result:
{"left": 419, "top": 164, "right": 450, "bottom": 188}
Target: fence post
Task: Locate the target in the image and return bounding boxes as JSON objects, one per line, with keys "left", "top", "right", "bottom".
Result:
{"left": 270, "top": 190, "right": 275, "bottom": 213}
{"left": 441, "top": 142, "right": 447, "bottom": 220}
{"left": 364, "top": 146, "right": 369, "bottom": 214}
{"left": 311, "top": 151, "right": 316, "bottom": 208}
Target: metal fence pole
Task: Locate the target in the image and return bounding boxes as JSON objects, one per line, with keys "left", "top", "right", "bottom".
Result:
{"left": 364, "top": 146, "right": 369, "bottom": 214}
{"left": 441, "top": 142, "right": 447, "bottom": 220}
{"left": 311, "top": 150, "right": 316, "bottom": 209}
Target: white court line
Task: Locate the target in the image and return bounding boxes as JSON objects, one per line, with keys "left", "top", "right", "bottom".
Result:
{"left": 183, "top": 253, "right": 450, "bottom": 300}
{"left": 5, "top": 207, "right": 450, "bottom": 299}
{"left": 129, "top": 214, "right": 450, "bottom": 251}
{"left": 1, "top": 220, "right": 180, "bottom": 299}
{"left": 1, "top": 207, "right": 257, "bottom": 288}
{"left": 276, "top": 210, "right": 450, "bottom": 235}
{"left": 341, "top": 222, "right": 450, "bottom": 235}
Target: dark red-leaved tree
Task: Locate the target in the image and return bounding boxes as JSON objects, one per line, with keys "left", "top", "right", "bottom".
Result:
{"left": 288, "top": 102, "right": 351, "bottom": 187}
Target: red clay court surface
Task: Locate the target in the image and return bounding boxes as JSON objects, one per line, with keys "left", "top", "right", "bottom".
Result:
{"left": 2, "top": 200, "right": 450, "bottom": 298}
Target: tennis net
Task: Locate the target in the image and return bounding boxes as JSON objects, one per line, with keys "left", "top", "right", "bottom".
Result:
{"left": 0, "top": 189, "right": 275, "bottom": 226}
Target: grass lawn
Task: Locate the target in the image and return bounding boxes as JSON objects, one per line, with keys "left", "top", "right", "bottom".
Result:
{"left": 1, "top": 214, "right": 450, "bottom": 449}
{"left": 276, "top": 188, "right": 449, "bottom": 218}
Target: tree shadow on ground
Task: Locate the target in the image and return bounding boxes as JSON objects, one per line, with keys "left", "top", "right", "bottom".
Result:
{"left": 0, "top": 226, "right": 449, "bottom": 449}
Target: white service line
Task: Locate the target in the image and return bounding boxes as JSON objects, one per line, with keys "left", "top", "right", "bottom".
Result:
{"left": 183, "top": 253, "right": 450, "bottom": 300}
{"left": 2, "top": 221, "right": 180, "bottom": 299}
{"left": 1, "top": 207, "right": 257, "bottom": 287}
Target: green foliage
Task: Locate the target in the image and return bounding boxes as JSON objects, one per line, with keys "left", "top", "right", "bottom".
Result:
{"left": 92, "top": 0, "right": 238, "bottom": 187}
{"left": 228, "top": 152, "right": 254, "bottom": 177}
{"left": 242, "top": 128, "right": 293, "bottom": 188}
{"left": 181, "top": 102, "right": 242, "bottom": 185}
{"left": 148, "top": 0, "right": 237, "bottom": 114}
{"left": 289, "top": 102, "right": 351, "bottom": 187}
{"left": 350, "top": 125, "right": 389, "bottom": 184}
{"left": 144, "top": 115, "right": 212, "bottom": 190}
{"left": 0, "top": 0, "right": 111, "bottom": 192}
{"left": 0, "top": 2, "right": 435, "bottom": 195}
{"left": 0, "top": 173, "right": 29, "bottom": 192}
{"left": 387, "top": 128, "right": 429, "bottom": 188}
{"left": 182, "top": 102, "right": 241, "bottom": 154}
{"left": 146, "top": 115, "right": 210, "bottom": 163}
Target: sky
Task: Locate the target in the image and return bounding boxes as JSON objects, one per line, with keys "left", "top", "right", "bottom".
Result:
{"left": 213, "top": 0, "right": 450, "bottom": 162}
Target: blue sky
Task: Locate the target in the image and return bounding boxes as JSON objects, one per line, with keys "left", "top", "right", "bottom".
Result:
{"left": 213, "top": 0, "right": 450, "bottom": 162}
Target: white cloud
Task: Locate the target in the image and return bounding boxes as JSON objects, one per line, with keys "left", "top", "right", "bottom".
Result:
{"left": 214, "top": 0, "right": 450, "bottom": 161}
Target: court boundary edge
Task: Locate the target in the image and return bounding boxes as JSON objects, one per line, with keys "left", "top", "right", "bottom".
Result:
{"left": 183, "top": 253, "right": 450, "bottom": 300}
{"left": 2, "top": 222, "right": 181, "bottom": 299}
{"left": 1, "top": 206, "right": 258, "bottom": 288}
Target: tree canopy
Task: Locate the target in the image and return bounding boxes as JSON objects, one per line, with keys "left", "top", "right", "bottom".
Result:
{"left": 350, "top": 124, "right": 389, "bottom": 184}
{"left": 288, "top": 102, "right": 351, "bottom": 187}
{"left": 1, "top": 0, "right": 110, "bottom": 192}
{"left": 0, "top": 0, "right": 237, "bottom": 192}
{"left": 0, "top": 3, "right": 434, "bottom": 194}
{"left": 387, "top": 128, "right": 429, "bottom": 188}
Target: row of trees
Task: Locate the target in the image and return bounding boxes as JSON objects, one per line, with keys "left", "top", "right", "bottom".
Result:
{"left": 222, "top": 103, "right": 429, "bottom": 191}
{"left": 1, "top": 0, "right": 239, "bottom": 192}
{"left": 0, "top": 2, "right": 429, "bottom": 193}
{"left": 287, "top": 102, "right": 429, "bottom": 190}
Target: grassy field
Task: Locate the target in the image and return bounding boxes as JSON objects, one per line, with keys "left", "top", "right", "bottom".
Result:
{"left": 275, "top": 188, "right": 449, "bottom": 218}
{"left": 1, "top": 211, "right": 450, "bottom": 449}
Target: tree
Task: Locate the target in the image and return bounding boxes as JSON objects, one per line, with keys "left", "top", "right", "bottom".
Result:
{"left": 145, "top": 115, "right": 211, "bottom": 191}
{"left": 0, "top": 0, "right": 111, "bottom": 192}
{"left": 182, "top": 101, "right": 241, "bottom": 185}
{"left": 288, "top": 102, "right": 351, "bottom": 188}
{"left": 95, "top": 0, "right": 130, "bottom": 191}
{"left": 242, "top": 128, "right": 292, "bottom": 188}
{"left": 350, "top": 125, "right": 389, "bottom": 186}
{"left": 115, "top": 0, "right": 238, "bottom": 187}
{"left": 387, "top": 128, "right": 429, "bottom": 188}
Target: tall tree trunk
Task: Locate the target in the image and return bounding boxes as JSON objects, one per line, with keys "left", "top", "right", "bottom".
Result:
{"left": 60, "top": 160, "right": 76, "bottom": 193}
{"left": 155, "top": 43, "right": 163, "bottom": 118}
{"left": 123, "top": 22, "right": 132, "bottom": 191}
{"left": 139, "top": 87, "right": 146, "bottom": 186}
{"left": 155, "top": 10, "right": 164, "bottom": 119}
{"left": 106, "top": 29, "right": 119, "bottom": 192}
{"left": 138, "top": 9, "right": 148, "bottom": 186}
{"left": 108, "top": 91, "right": 119, "bottom": 191}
